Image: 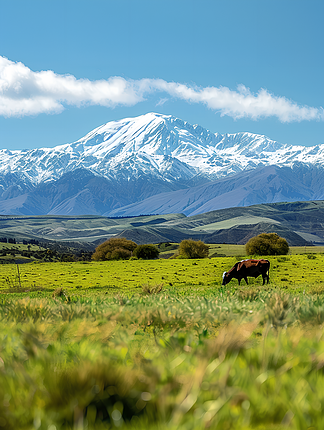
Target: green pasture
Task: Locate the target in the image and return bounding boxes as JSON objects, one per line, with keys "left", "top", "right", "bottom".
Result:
{"left": 208, "top": 243, "right": 324, "bottom": 256}
{"left": 0, "top": 243, "right": 44, "bottom": 254}
{"left": 290, "top": 245, "right": 324, "bottom": 254}
{"left": 0, "top": 243, "right": 46, "bottom": 263}
{"left": 1, "top": 254, "right": 324, "bottom": 297}
{"left": 1, "top": 241, "right": 324, "bottom": 264}
{"left": 208, "top": 243, "right": 246, "bottom": 257}
{"left": 2, "top": 254, "right": 324, "bottom": 429}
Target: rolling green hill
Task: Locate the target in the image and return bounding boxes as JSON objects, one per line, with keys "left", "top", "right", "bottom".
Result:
{"left": 1, "top": 200, "right": 324, "bottom": 247}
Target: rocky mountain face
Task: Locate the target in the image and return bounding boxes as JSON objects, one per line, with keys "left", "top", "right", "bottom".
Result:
{"left": 1, "top": 112, "right": 324, "bottom": 216}
{"left": 107, "top": 164, "right": 324, "bottom": 217}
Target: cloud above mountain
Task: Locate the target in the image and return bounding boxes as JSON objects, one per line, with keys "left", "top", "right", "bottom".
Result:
{"left": 1, "top": 56, "right": 323, "bottom": 123}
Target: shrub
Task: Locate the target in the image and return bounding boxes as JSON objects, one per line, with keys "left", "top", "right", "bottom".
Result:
{"left": 60, "top": 253, "right": 75, "bottom": 262}
{"left": 133, "top": 244, "right": 160, "bottom": 260}
{"left": 245, "top": 233, "right": 289, "bottom": 256}
{"left": 92, "top": 238, "right": 137, "bottom": 261}
{"left": 178, "top": 239, "right": 209, "bottom": 259}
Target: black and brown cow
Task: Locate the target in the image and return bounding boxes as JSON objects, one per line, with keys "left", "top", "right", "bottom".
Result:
{"left": 222, "top": 259, "right": 270, "bottom": 286}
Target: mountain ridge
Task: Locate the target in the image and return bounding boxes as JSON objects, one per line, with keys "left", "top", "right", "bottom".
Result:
{"left": 1, "top": 112, "right": 324, "bottom": 216}
{"left": 108, "top": 164, "right": 324, "bottom": 217}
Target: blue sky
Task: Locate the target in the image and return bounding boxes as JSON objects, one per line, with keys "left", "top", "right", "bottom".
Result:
{"left": 0, "top": 0, "right": 323, "bottom": 150}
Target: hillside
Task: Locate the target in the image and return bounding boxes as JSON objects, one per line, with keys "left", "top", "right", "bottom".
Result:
{"left": 108, "top": 165, "right": 324, "bottom": 216}
{"left": 1, "top": 200, "right": 324, "bottom": 247}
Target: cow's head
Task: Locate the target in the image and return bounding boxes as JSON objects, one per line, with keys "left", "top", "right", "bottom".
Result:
{"left": 222, "top": 271, "right": 230, "bottom": 286}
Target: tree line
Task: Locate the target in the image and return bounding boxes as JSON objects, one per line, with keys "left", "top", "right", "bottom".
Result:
{"left": 0, "top": 237, "right": 39, "bottom": 245}
{"left": 0, "top": 233, "right": 290, "bottom": 264}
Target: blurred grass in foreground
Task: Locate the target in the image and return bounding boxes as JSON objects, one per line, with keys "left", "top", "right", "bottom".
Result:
{"left": 1, "top": 291, "right": 324, "bottom": 429}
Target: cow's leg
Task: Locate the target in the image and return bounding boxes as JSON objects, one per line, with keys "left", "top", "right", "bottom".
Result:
{"left": 264, "top": 271, "right": 270, "bottom": 284}
{"left": 244, "top": 277, "right": 248, "bottom": 285}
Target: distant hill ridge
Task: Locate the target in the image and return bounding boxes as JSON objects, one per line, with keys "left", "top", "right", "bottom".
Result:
{"left": 2, "top": 200, "right": 324, "bottom": 247}
{"left": 1, "top": 112, "right": 324, "bottom": 216}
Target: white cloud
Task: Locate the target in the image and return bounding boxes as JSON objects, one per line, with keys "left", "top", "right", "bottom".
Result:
{"left": 0, "top": 56, "right": 142, "bottom": 117}
{"left": 0, "top": 56, "right": 323, "bottom": 122}
{"left": 155, "top": 97, "right": 169, "bottom": 107}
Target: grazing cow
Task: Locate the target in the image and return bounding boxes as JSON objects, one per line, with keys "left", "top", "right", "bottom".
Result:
{"left": 222, "top": 259, "right": 270, "bottom": 286}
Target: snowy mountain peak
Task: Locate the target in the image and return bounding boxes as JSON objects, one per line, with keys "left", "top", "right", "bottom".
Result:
{"left": 1, "top": 112, "right": 324, "bottom": 190}
{"left": 73, "top": 112, "right": 221, "bottom": 160}
{"left": 1, "top": 112, "right": 324, "bottom": 217}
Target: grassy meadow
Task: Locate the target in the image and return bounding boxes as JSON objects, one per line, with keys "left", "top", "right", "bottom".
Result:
{"left": 1, "top": 253, "right": 324, "bottom": 296}
{"left": 1, "top": 251, "right": 324, "bottom": 429}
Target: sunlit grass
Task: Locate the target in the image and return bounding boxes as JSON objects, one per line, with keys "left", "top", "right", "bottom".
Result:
{"left": 0, "top": 243, "right": 44, "bottom": 252}
{"left": 2, "top": 254, "right": 324, "bottom": 428}
{"left": 1, "top": 254, "right": 324, "bottom": 297}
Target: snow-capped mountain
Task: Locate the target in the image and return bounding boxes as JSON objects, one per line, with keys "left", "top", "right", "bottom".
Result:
{"left": 1, "top": 112, "right": 324, "bottom": 216}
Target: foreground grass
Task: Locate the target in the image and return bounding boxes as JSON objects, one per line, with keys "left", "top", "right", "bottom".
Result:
{"left": 1, "top": 291, "right": 324, "bottom": 429}
{"left": 1, "top": 255, "right": 324, "bottom": 428}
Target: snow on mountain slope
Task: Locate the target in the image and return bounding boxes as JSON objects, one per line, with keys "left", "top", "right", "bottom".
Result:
{"left": 107, "top": 165, "right": 321, "bottom": 217}
{"left": 1, "top": 112, "right": 324, "bottom": 191}
{"left": 1, "top": 112, "right": 324, "bottom": 216}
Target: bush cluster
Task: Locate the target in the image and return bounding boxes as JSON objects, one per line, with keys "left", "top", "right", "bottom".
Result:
{"left": 92, "top": 238, "right": 211, "bottom": 260}
{"left": 246, "top": 233, "right": 289, "bottom": 256}
{"left": 92, "top": 238, "right": 160, "bottom": 261}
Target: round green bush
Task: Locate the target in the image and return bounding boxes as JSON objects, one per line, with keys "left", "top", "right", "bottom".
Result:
{"left": 133, "top": 244, "right": 160, "bottom": 260}
{"left": 178, "top": 239, "right": 209, "bottom": 259}
{"left": 92, "top": 238, "right": 137, "bottom": 261}
{"left": 245, "top": 233, "right": 289, "bottom": 256}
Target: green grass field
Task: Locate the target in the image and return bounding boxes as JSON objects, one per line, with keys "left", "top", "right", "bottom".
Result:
{"left": 2, "top": 240, "right": 324, "bottom": 265}
{"left": 1, "top": 254, "right": 324, "bottom": 429}
{"left": 1, "top": 254, "right": 324, "bottom": 297}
